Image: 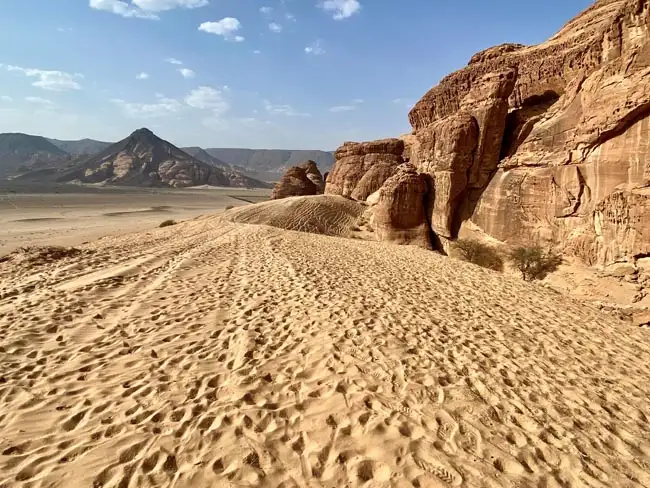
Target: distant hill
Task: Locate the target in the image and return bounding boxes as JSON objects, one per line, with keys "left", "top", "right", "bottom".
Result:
{"left": 0, "top": 133, "right": 69, "bottom": 177}
{"left": 48, "top": 138, "right": 112, "bottom": 156}
{"left": 205, "top": 148, "right": 335, "bottom": 174}
{"left": 181, "top": 147, "right": 231, "bottom": 170}
{"left": 53, "top": 128, "right": 270, "bottom": 188}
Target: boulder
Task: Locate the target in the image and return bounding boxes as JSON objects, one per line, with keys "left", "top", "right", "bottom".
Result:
{"left": 373, "top": 164, "right": 432, "bottom": 249}
{"left": 299, "top": 160, "right": 325, "bottom": 194}
{"left": 325, "top": 139, "right": 404, "bottom": 200}
{"left": 272, "top": 166, "right": 319, "bottom": 200}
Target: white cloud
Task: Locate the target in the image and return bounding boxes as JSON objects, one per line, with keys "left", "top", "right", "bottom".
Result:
{"left": 2, "top": 65, "right": 83, "bottom": 91}
{"left": 111, "top": 95, "right": 182, "bottom": 118}
{"left": 304, "top": 40, "right": 325, "bottom": 55}
{"left": 179, "top": 68, "right": 195, "bottom": 79}
{"left": 136, "top": 72, "right": 150, "bottom": 80}
{"left": 264, "top": 100, "right": 310, "bottom": 117}
{"left": 132, "top": 0, "right": 208, "bottom": 12}
{"left": 268, "top": 22, "right": 282, "bottom": 33}
{"left": 89, "top": 0, "right": 159, "bottom": 19}
{"left": 185, "top": 86, "right": 229, "bottom": 114}
{"left": 328, "top": 105, "right": 356, "bottom": 112}
{"left": 352, "top": 98, "right": 364, "bottom": 104}
{"left": 165, "top": 57, "right": 183, "bottom": 65}
{"left": 253, "top": 50, "right": 261, "bottom": 55}
{"left": 25, "top": 96, "right": 55, "bottom": 108}
{"left": 57, "top": 27, "right": 73, "bottom": 32}
{"left": 199, "top": 18, "right": 244, "bottom": 42}
{"left": 285, "top": 12, "right": 296, "bottom": 22}
{"left": 319, "top": 0, "right": 361, "bottom": 20}
{"left": 0, "top": 96, "right": 13, "bottom": 102}
{"left": 260, "top": 6, "right": 272, "bottom": 15}
{"left": 89, "top": 0, "right": 207, "bottom": 19}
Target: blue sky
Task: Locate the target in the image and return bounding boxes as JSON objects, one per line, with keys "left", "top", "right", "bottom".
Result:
{"left": 0, "top": 0, "right": 593, "bottom": 150}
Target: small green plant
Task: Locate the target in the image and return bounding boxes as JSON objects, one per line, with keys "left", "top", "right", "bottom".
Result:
{"left": 453, "top": 238, "right": 504, "bottom": 272}
{"left": 225, "top": 205, "right": 234, "bottom": 210}
{"left": 509, "top": 245, "right": 562, "bottom": 281}
{"left": 159, "top": 219, "right": 177, "bottom": 228}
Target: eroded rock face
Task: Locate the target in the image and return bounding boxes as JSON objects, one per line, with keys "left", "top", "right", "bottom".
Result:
{"left": 325, "top": 139, "right": 404, "bottom": 200}
{"left": 272, "top": 166, "right": 319, "bottom": 200}
{"left": 299, "top": 160, "right": 325, "bottom": 194}
{"left": 373, "top": 164, "right": 432, "bottom": 249}
{"left": 403, "top": 0, "right": 650, "bottom": 264}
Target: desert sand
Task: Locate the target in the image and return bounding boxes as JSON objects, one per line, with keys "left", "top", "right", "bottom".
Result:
{"left": 0, "top": 186, "right": 269, "bottom": 254}
{"left": 1, "top": 200, "right": 650, "bottom": 488}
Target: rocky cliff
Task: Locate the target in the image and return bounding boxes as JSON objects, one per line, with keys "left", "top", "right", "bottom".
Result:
{"left": 327, "top": 0, "right": 650, "bottom": 265}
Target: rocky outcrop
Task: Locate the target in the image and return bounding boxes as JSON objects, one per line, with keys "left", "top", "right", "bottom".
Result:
{"left": 325, "top": 139, "right": 404, "bottom": 200}
{"left": 373, "top": 164, "right": 432, "bottom": 249}
{"left": 397, "top": 0, "right": 650, "bottom": 264}
{"left": 272, "top": 166, "right": 319, "bottom": 200}
{"left": 299, "top": 160, "right": 325, "bottom": 193}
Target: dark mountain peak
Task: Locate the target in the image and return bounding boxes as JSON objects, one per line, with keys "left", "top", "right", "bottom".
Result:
{"left": 128, "top": 127, "right": 159, "bottom": 145}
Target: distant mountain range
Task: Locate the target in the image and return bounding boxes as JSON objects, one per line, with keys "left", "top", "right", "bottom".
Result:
{"left": 203, "top": 148, "right": 334, "bottom": 174}
{"left": 1, "top": 129, "right": 273, "bottom": 188}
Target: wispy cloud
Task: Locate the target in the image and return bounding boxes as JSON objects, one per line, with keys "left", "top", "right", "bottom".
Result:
{"left": 285, "top": 12, "right": 296, "bottom": 22}
{"left": 111, "top": 94, "right": 182, "bottom": 118}
{"left": 264, "top": 100, "right": 310, "bottom": 117}
{"left": 1, "top": 64, "right": 83, "bottom": 91}
{"left": 199, "top": 18, "right": 244, "bottom": 42}
{"left": 179, "top": 68, "right": 195, "bottom": 79}
{"left": 328, "top": 105, "right": 355, "bottom": 112}
{"left": 89, "top": 0, "right": 208, "bottom": 19}
{"left": 253, "top": 50, "right": 261, "bottom": 55}
{"left": 89, "top": 0, "right": 159, "bottom": 19}
{"left": 57, "top": 27, "right": 73, "bottom": 32}
{"left": 165, "top": 57, "right": 183, "bottom": 65}
{"left": 136, "top": 72, "right": 150, "bottom": 80}
{"left": 185, "top": 86, "right": 229, "bottom": 113}
{"left": 319, "top": 0, "right": 361, "bottom": 20}
{"left": 25, "top": 96, "right": 55, "bottom": 108}
{"left": 392, "top": 98, "right": 415, "bottom": 109}
{"left": 0, "top": 96, "right": 13, "bottom": 102}
{"left": 259, "top": 6, "right": 272, "bottom": 15}
{"left": 304, "top": 40, "right": 325, "bottom": 56}
{"left": 268, "top": 22, "right": 282, "bottom": 33}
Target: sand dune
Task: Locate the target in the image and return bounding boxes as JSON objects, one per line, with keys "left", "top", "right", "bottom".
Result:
{"left": 1, "top": 213, "right": 650, "bottom": 488}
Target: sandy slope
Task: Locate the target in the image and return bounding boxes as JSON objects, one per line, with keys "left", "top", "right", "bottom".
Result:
{"left": 1, "top": 215, "right": 650, "bottom": 488}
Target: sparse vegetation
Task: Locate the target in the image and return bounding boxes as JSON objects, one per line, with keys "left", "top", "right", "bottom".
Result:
{"left": 225, "top": 205, "right": 234, "bottom": 210}
{"left": 509, "top": 245, "right": 562, "bottom": 281}
{"left": 453, "top": 238, "right": 504, "bottom": 272}
{"left": 159, "top": 219, "right": 177, "bottom": 228}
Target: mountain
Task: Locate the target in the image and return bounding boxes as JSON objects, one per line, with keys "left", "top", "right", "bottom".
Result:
{"left": 0, "top": 133, "right": 69, "bottom": 177}
{"left": 55, "top": 128, "right": 270, "bottom": 188}
{"left": 48, "top": 138, "right": 112, "bottom": 156}
{"left": 181, "top": 146, "right": 231, "bottom": 170}
{"left": 205, "top": 148, "right": 335, "bottom": 174}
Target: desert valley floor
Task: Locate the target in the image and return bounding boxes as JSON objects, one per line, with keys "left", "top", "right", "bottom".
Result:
{"left": 1, "top": 206, "right": 650, "bottom": 488}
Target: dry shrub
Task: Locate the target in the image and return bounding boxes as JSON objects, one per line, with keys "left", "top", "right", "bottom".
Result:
{"left": 159, "top": 219, "right": 177, "bottom": 228}
{"left": 509, "top": 245, "right": 562, "bottom": 281}
{"left": 453, "top": 238, "right": 504, "bottom": 272}
{"left": 225, "top": 205, "right": 234, "bottom": 210}
{"left": 1, "top": 246, "right": 84, "bottom": 267}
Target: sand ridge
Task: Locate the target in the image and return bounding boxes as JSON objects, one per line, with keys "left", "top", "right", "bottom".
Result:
{"left": 1, "top": 215, "right": 650, "bottom": 488}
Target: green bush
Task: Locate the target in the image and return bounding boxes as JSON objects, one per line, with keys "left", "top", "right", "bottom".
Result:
{"left": 159, "top": 219, "right": 177, "bottom": 228}
{"left": 453, "top": 238, "right": 504, "bottom": 272}
{"left": 509, "top": 245, "right": 562, "bottom": 281}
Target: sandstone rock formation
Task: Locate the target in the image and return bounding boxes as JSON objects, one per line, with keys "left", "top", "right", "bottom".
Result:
{"left": 373, "top": 164, "right": 432, "bottom": 249}
{"left": 299, "top": 160, "right": 325, "bottom": 193}
{"left": 325, "top": 139, "right": 404, "bottom": 200}
{"left": 405, "top": 0, "right": 650, "bottom": 264}
{"left": 271, "top": 165, "right": 319, "bottom": 200}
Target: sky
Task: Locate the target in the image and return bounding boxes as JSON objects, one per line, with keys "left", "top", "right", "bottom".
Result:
{"left": 0, "top": 0, "right": 594, "bottom": 150}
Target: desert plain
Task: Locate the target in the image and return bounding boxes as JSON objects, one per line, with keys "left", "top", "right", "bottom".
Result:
{"left": 0, "top": 189, "right": 649, "bottom": 488}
